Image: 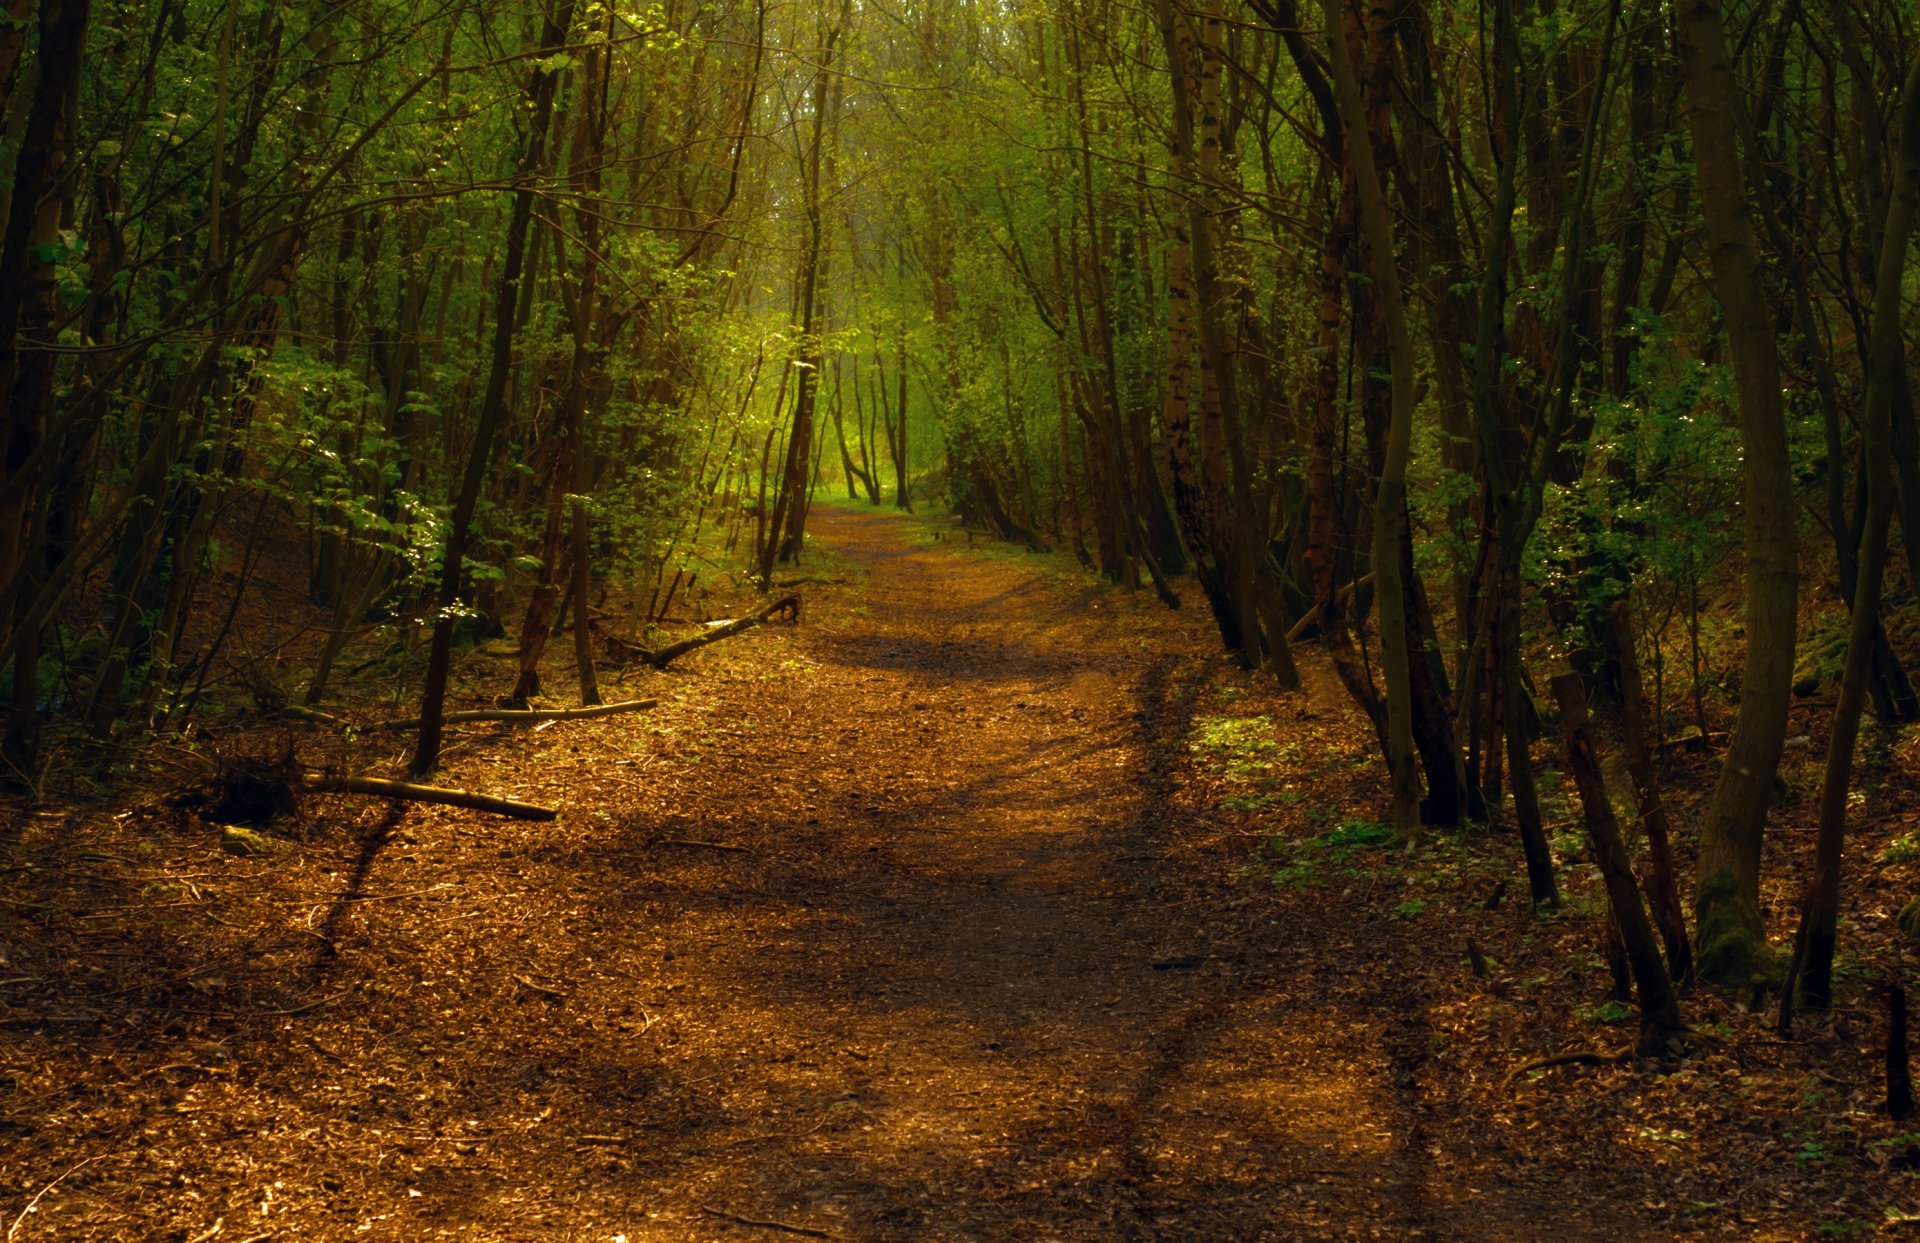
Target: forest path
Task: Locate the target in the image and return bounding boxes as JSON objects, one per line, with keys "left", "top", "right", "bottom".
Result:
{"left": 598, "top": 503, "right": 1429, "bottom": 1241}
{"left": 2, "top": 505, "right": 1638, "bottom": 1241}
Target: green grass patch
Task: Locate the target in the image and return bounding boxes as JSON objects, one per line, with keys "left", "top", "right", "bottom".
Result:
{"left": 1261, "top": 819, "right": 1400, "bottom": 892}
{"left": 1881, "top": 832, "right": 1920, "bottom": 866}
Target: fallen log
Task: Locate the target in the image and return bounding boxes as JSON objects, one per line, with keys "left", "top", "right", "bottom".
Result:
{"left": 376, "top": 697, "right": 657, "bottom": 731}
{"left": 648, "top": 594, "right": 801, "bottom": 670}
{"left": 309, "top": 775, "right": 556, "bottom": 821}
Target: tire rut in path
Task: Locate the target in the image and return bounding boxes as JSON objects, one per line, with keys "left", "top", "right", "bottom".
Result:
{"left": 633, "top": 507, "right": 1425, "bottom": 1241}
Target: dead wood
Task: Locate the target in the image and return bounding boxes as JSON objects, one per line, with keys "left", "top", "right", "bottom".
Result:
{"left": 172, "top": 741, "right": 556, "bottom": 829}
{"left": 647, "top": 594, "right": 801, "bottom": 670}
{"left": 698, "top": 1205, "right": 836, "bottom": 1239}
{"left": 376, "top": 697, "right": 657, "bottom": 731}
{"left": 511, "top": 973, "right": 567, "bottom": 998}
{"left": 310, "top": 776, "right": 556, "bottom": 820}
{"left": 1502, "top": 1045, "right": 1633, "bottom": 1091}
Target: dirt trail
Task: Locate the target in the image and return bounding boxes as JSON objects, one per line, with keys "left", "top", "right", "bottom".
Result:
{"left": 1, "top": 506, "right": 1627, "bottom": 1240}
{"left": 562, "top": 506, "right": 1464, "bottom": 1241}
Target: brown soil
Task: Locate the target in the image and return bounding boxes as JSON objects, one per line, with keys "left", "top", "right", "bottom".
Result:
{"left": 0, "top": 506, "right": 1909, "bottom": 1240}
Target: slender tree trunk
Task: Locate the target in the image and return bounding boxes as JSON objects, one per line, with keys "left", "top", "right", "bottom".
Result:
{"left": 411, "top": 0, "right": 575, "bottom": 777}
{"left": 1319, "top": 0, "right": 1419, "bottom": 832}
{"left": 894, "top": 329, "right": 911, "bottom": 510}
{"left": 1553, "top": 674, "right": 1685, "bottom": 1055}
{"left": 1611, "top": 599, "right": 1695, "bottom": 983}
{"left": 1156, "top": 0, "right": 1234, "bottom": 636}
{"left": 1676, "top": 0, "right": 1800, "bottom": 986}
{"left": 1783, "top": 56, "right": 1920, "bottom": 1016}
{"left": 0, "top": 0, "right": 94, "bottom": 778}
{"left": 763, "top": 20, "right": 839, "bottom": 582}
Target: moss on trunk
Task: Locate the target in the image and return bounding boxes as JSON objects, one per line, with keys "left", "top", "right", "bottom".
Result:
{"left": 1694, "top": 867, "right": 1770, "bottom": 986}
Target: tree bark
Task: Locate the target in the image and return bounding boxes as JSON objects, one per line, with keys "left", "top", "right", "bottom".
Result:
{"left": 0, "top": 0, "right": 94, "bottom": 778}
{"left": 1319, "top": 0, "right": 1419, "bottom": 833}
{"left": 1552, "top": 674, "right": 1686, "bottom": 1056}
{"left": 1781, "top": 54, "right": 1920, "bottom": 1016}
{"left": 411, "top": 0, "right": 576, "bottom": 777}
{"left": 1676, "top": 0, "right": 1800, "bottom": 987}
{"left": 1610, "top": 600, "right": 1694, "bottom": 983}
{"left": 763, "top": 18, "right": 841, "bottom": 581}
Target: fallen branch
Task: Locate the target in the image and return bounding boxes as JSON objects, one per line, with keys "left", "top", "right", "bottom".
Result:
{"left": 699, "top": 1205, "right": 835, "bottom": 1239}
{"left": 649, "top": 594, "right": 801, "bottom": 670}
{"left": 9, "top": 1155, "right": 108, "bottom": 1240}
{"left": 1285, "top": 573, "right": 1375, "bottom": 643}
{"left": 310, "top": 776, "right": 556, "bottom": 821}
{"left": 375, "top": 698, "right": 657, "bottom": 731}
{"left": 659, "top": 838, "right": 750, "bottom": 853}
{"left": 1656, "top": 728, "right": 1727, "bottom": 753}
{"left": 1502, "top": 1045, "right": 1632, "bottom": 1091}
{"left": 511, "top": 973, "right": 567, "bottom": 999}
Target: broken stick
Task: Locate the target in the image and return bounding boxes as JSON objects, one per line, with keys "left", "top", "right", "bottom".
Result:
{"left": 648, "top": 594, "right": 801, "bottom": 670}
{"left": 310, "top": 776, "right": 556, "bottom": 821}
{"left": 375, "top": 697, "right": 657, "bottom": 731}
{"left": 698, "top": 1205, "right": 835, "bottom": 1240}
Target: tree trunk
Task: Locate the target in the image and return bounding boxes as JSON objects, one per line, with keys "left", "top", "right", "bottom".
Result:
{"left": 1553, "top": 674, "right": 1686, "bottom": 1056}
{"left": 1320, "top": 0, "right": 1419, "bottom": 833}
{"left": 0, "top": 0, "right": 94, "bottom": 778}
{"left": 411, "top": 0, "right": 575, "bottom": 777}
{"left": 762, "top": 20, "right": 839, "bottom": 582}
{"left": 1782, "top": 55, "right": 1920, "bottom": 1016}
{"left": 1676, "top": 0, "right": 1800, "bottom": 987}
{"left": 1610, "top": 600, "right": 1694, "bottom": 983}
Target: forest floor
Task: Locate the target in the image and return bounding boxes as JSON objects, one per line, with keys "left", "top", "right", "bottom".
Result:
{"left": 3, "top": 504, "right": 1920, "bottom": 1240}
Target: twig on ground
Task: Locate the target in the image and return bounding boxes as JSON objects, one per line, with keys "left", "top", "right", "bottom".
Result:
{"left": 8, "top": 1154, "right": 107, "bottom": 1240}
{"left": 286, "top": 883, "right": 453, "bottom": 905}
{"left": 374, "top": 698, "right": 657, "bottom": 731}
{"left": 268, "top": 991, "right": 349, "bottom": 1017}
{"left": 512, "top": 974, "right": 566, "bottom": 999}
{"left": 725, "top": 1116, "right": 830, "bottom": 1146}
{"left": 698, "top": 1205, "right": 836, "bottom": 1239}
{"left": 1501, "top": 1046, "right": 1633, "bottom": 1091}
{"left": 184, "top": 991, "right": 351, "bottom": 1020}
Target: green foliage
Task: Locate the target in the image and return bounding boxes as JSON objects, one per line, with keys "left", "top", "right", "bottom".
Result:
{"left": 1881, "top": 834, "right": 1920, "bottom": 867}
{"left": 1189, "top": 715, "right": 1279, "bottom": 778}
{"left": 1579, "top": 999, "right": 1634, "bottom": 1025}
{"left": 1795, "top": 1140, "right": 1836, "bottom": 1166}
{"left": 1262, "top": 820, "right": 1429, "bottom": 893}
{"left": 1321, "top": 820, "right": 1395, "bottom": 849}
{"left": 1896, "top": 896, "right": 1920, "bottom": 941}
